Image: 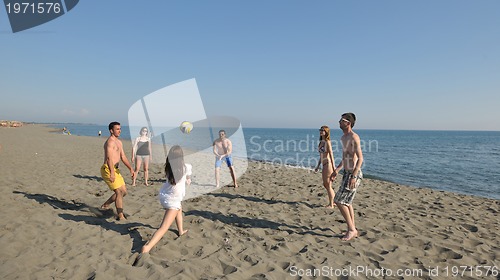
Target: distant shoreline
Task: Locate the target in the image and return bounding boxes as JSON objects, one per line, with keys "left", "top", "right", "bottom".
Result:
{"left": 7, "top": 121, "right": 499, "bottom": 132}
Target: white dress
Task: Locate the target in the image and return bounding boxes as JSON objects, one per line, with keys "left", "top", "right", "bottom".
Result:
{"left": 159, "top": 164, "right": 192, "bottom": 210}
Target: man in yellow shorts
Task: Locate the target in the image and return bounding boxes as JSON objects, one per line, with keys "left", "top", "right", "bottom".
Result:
{"left": 100, "top": 121, "right": 135, "bottom": 220}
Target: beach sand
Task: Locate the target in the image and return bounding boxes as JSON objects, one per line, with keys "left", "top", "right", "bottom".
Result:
{"left": 0, "top": 125, "right": 498, "bottom": 279}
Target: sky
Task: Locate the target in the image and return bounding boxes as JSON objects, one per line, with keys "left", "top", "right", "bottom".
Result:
{"left": 1, "top": 0, "right": 499, "bottom": 131}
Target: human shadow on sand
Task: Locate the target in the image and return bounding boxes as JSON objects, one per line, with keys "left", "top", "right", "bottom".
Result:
{"left": 73, "top": 174, "right": 104, "bottom": 182}
{"left": 13, "top": 191, "right": 91, "bottom": 211}
{"left": 185, "top": 209, "right": 335, "bottom": 238}
{"left": 13, "top": 191, "right": 154, "bottom": 252}
{"left": 205, "top": 192, "right": 316, "bottom": 209}
{"left": 58, "top": 213, "right": 152, "bottom": 252}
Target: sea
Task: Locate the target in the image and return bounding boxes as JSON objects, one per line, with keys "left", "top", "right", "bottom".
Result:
{"left": 51, "top": 124, "right": 500, "bottom": 200}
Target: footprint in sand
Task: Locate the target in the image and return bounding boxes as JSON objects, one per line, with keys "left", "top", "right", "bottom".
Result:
{"left": 461, "top": 223, "right": 479, "bottom": 233}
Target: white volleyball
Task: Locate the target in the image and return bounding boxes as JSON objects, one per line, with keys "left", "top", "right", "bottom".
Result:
{"left": 180, "top": 121, "right": 193, "bottom": 134}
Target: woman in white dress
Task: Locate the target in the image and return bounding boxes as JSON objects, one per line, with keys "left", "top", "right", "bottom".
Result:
{"left": 140, "top": 145, "right": 191, "bottom": 254}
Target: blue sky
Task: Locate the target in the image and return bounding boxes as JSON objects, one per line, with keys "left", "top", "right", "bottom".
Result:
{"left": 1, "top": 0, "right": 499, "bottom": 130}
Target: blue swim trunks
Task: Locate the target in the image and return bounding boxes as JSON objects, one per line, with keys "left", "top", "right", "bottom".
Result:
{"left": 215, "top": 155, "right": 234, "bottom": 168}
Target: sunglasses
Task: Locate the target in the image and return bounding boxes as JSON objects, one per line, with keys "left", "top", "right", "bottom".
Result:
{"left": 319, "top": 129, "right": 325, "bottom": 132}
{"left": 339, "top": 118, "right": 350, "bottom": 123}
{"left": 142, "top": 130, "right": 148, "bottom": 133}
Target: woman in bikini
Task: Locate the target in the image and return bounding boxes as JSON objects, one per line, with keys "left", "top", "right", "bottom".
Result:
{"left": 132, "top": 127, "right": 152, "bottom": 186}
{"left": 314, "top": 125, "right": 336, "bottom": 208}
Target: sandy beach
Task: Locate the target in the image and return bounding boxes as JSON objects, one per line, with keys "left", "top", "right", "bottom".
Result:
{"left": 0, "top": 125, "right": 499, "bottom": 279}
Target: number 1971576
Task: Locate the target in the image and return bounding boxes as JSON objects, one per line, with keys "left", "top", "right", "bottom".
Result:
{"left": 5, "top": 2, "right": 62, "bottom": 14}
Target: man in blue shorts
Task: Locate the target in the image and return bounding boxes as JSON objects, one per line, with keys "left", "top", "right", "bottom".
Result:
{"left": 213, "top": 130, "right": 238, "bottom": 188}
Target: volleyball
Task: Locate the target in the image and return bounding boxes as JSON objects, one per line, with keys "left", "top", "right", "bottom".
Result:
{"left": 180, "top": 121, "right": 193, "bottom": 134}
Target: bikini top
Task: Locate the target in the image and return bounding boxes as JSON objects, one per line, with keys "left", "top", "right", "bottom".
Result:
{"left": 318, "top": 144, "right": 326, "bottom": 153}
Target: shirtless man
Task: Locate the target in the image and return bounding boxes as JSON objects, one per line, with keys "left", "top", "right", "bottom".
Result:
{"left": 330, "top": 113, "right": 364, "bottom": 241}
{"left": 100, "top": 122, "right": 135, "bottom": 220}
{"left": 213, "top": 130, "right": 238, "bottom": 188}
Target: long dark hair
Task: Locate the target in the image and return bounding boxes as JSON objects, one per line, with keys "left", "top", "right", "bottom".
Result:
{"left": 165, "top": 145, "right": 185, "bottom": 185}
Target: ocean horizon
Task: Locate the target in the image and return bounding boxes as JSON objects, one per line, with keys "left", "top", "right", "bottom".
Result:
{"left": 49, "top": 123, "right": 500, "bottom": 200}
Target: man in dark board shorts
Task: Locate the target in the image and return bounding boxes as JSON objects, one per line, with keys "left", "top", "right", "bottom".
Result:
{"left": 330, "top": 113, "right": 364, "bottom": 241}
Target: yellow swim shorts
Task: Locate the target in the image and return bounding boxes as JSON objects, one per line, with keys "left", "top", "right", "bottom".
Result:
{"left": 100, "top": 164, "right": 125, "bottom": 191}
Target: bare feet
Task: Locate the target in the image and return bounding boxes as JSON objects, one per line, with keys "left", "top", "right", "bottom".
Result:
{"left": 174, "top": 229, "right": 189, "bottom": 240}
{"left": 116, "top": 213, "right": 127, "bottom": 221}
{"left": 100, "top": 204, "right": 110, "bottom": 210}
{"left": 324, "top": 204, "right": 336, "bottom": 209}
{"left": 234, "top": 183, "right": 238, "bottom": 188}
{"left": 341, "top": 230, "right": 358, "bottom": 241}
